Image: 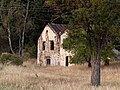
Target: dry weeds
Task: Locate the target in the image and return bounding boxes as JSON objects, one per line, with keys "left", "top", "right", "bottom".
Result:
{"left": 0, "top": 61, "right": 120, "bottom": 90}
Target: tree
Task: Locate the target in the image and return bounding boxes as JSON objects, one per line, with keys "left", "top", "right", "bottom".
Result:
{"left": 0, "top": 0, "right": 34, "bottom": 57}
{"left": 0, "top": 0, "right": 14, "bottom": 54}
{"left": 24, "top": 0, "right": 52, "bottom": 58}
{"left": 19, "top": 0, "right": 30, "bottom": 56}
{"left": 0, "top": 0, "right": 20, "bottom": 54}
{"left": 63, "top": 0, "right": 120, "bottom": 86}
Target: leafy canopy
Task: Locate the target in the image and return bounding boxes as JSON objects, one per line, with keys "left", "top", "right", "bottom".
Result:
{"left": 63, "top": 0, "right": 120, "bottom": 63}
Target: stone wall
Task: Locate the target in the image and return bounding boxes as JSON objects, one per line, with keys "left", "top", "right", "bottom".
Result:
{"left": 37, "top": 25, "right": 73, "bottom": 66}
{"left": 37, "top": 25, "right": 60, "bottom": 66}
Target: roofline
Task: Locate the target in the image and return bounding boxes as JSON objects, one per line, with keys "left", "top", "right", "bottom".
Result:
{"left": 48, "top": 23, "right": 60, "bottom": 37}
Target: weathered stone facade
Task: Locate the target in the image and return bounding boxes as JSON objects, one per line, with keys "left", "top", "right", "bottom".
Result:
{"left": 37, "top": 23, "right": 71, "bottom": 66}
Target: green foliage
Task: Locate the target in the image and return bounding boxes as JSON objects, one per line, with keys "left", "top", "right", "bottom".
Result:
{"left": 0, "top": 0, "right": 120, "bottom": 62}
{"left": 101, "top": 46, "right": 115, "bottom": 65}
{"left": 63, "top": 0, "right": 120, "bottom": 64}
{"left": 102, "top": 46, "right": 115, "bottom": 60}
{"left": 27, "top": 45, "right": 36, "bottom": 58}
{"left": 63, "top": 29, "right": 91, "bottom": 64}
{"left": 0, "top": 53, "right": 23, "bottom": 65}
{"left": 71, "top": 44, "right": 90, "bottom": 64}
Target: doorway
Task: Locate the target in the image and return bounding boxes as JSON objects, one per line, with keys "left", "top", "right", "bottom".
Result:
{"left": 46, "top": 59, "right": 51, "bottom": 65}
{"left": 66, "top": 56, "right": 69, "bottom": 66}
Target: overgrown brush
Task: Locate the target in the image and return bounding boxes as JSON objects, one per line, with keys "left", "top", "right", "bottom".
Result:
{"left": 0, "top": 53, "right": 23, "bottom": 65}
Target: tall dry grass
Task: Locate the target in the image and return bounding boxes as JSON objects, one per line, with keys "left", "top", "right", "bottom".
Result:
{"left": 0, "top": 61, "right": 120, "bottom": 90}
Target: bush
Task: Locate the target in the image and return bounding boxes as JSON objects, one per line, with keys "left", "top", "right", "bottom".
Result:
{"left": 0, "top": 53, "right": 23, "bottom": 65}
{"left": 27, "top": 45, "right": 36, "bottom": 58}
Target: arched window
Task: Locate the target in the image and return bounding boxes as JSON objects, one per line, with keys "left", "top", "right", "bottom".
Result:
{"left": 46, "top": 30, "right": 48, "bottom": 34}
{"left": 42, "top": 41, "right": 45, "bottom": 50}
{"left": 50, "top": 41, "right": 54, "bottom": 50}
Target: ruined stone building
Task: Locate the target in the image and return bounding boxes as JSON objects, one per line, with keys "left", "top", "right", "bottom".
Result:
{"left": 37, "top": 23, "right": 72, "bottom": 66}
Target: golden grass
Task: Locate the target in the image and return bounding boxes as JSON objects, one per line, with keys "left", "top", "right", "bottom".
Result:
{"left": 0, "top": 61, "right": 120, "bottom": 90}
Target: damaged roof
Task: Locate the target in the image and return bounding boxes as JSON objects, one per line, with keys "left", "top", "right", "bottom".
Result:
{"left": 48, "top": 23, "right": 67, "bottom": 35}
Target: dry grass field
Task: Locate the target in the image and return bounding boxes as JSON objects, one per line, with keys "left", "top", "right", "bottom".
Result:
{"left": 0, "top": 61, "right": 120, "bottom": 90}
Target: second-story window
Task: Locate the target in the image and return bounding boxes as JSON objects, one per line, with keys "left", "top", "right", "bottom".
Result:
{"left": 42, "top": 41, "right": 45, "bottom": 50}
{"left": 50, "top": 40, "right": 54, "bottom": 50}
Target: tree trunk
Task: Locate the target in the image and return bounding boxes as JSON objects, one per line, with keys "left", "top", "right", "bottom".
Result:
{"left": 19, "top": 33, "right": 22, "bottom": 56}
{"left": 7, "top": 23, "right": 15, "bottom": 54}
{"left": 7, "top": 7, "right": 15, "bottom": 54}
{"left": 91, "top": 43, "right": 102, "bottom": 86}
{"left": 19, "top": 0, "right": 29, "bottom": 56}
{"left": 91, "top": 58, "right": 100, "bottom": 86}
{"left": 0, "top": 0, "right": 15, "bottom": 54}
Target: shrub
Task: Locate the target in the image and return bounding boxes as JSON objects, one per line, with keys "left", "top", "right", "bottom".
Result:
{"left": 27, "top": 45, "right": 36, "bottom": 58}
{"left": 0, "top": 53, "right": 23, "bottom": 65}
